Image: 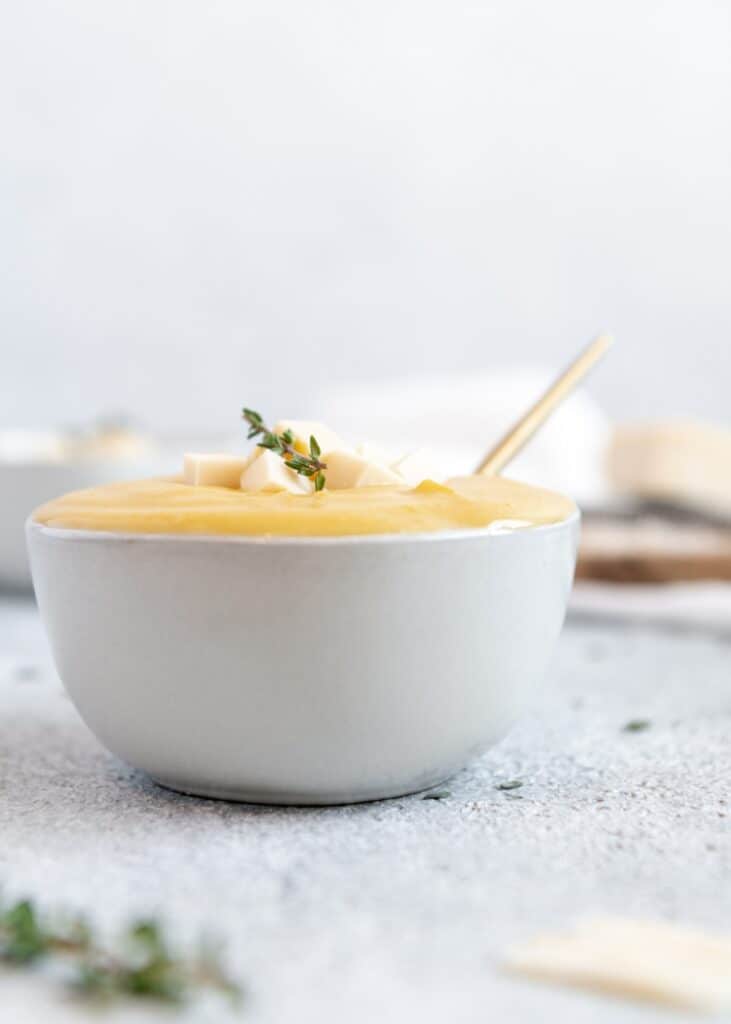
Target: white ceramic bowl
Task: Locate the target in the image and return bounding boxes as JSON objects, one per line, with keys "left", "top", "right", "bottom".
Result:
{"left": 27, "top": 514, "right": 579, "bottom": 804}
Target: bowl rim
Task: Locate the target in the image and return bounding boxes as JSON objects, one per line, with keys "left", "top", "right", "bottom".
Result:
{"left": 26, "top": 507, "right": 580, "bottom": 548}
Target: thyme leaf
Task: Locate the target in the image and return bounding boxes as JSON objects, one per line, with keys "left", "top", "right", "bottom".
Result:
{"left": 242, "top": 409, "right": 327, "bottom": 487}
{"left": 623, "top": 719, "right": 651, "bottom": 733}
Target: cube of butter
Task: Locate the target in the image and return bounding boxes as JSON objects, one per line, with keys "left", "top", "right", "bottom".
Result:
{"left": 184, "top": 453, "right": 253, "bottom": 488}
{"left": 324, "top": 450, "right": 403, "bottom": 489}
{"left": 240, "top": 449, "right": 313, "bottom": 494}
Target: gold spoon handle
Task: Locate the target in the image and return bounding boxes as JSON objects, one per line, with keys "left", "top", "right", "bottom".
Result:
{"left": 475, "top": 333, "right": 613, "bottom": 476}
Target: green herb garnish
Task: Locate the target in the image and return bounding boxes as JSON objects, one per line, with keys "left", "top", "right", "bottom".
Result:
{"left": 0, "top": 895, "right": 242, "bottom": 1008}
{"left": 623, "top": 719, "right": 651, "bottom": 733}
{"left": 242, "top": 409, "right": 327, "bottom": 491}
{"left": 422, "top": 789, "right": 451, "bottom": 801}
{"left": 495, "top": 780, "right": 523, "bottom": 791}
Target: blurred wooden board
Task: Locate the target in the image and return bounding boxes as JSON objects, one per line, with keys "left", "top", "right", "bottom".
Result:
{"left": 577, "top": 514, "right": 731, "bottom": 583}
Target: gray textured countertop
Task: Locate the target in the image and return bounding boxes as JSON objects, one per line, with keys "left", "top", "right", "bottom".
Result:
{"left": 1, "top": 593, "right": 729, "bottom": 1023}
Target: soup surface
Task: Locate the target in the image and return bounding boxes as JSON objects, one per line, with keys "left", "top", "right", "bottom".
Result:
{"left": 33, "top": 475, "right": 576, "bottom": 537}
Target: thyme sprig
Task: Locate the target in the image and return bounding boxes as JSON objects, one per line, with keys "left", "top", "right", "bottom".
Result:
{"left": 0, "top": 896, "right": 242, "bottom": 1008}
{"left": 242, "top": 408, "right": 327, "bottom": 491}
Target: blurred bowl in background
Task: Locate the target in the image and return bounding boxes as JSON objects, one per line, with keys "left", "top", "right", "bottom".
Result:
{"left": 0, "top": 426, "right": 183, "bottom": 590}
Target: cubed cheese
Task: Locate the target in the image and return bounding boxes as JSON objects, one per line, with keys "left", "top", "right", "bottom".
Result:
{"left": 240, "top": 449, "right": 313, "bottom": 494}
{"left": 391, "top": 449, "right": 438, "bottom": 487}
{"left": 356, "top": 441, "right": 395, "bottom": 463}
{"left": 274, "top": 420, "right": 349, "bottom": 457}
{"left": 324, "top": 450, "right": 403, "bottom": 489}
{"left": 184, "top": 453, "right": 253, "bottom": 488}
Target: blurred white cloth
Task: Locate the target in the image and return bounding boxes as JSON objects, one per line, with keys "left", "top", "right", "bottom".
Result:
{"left": 318, "top": 368, "right": 611, "bottom": 505}
{"left": 571, "top": 582, "right": 731, "bottom": 633}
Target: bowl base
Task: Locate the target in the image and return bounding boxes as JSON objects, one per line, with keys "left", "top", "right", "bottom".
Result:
{"left": 147, "top": 771, "right": 456, "bottom": 807}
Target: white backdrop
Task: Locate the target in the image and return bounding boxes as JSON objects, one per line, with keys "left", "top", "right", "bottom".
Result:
{"left": 1, "top": 0, "right": 730, "bottom": 433}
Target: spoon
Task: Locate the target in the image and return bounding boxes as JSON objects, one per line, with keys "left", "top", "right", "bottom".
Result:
{"left": 475, "top": 333, "right": 613, "bottom": 476}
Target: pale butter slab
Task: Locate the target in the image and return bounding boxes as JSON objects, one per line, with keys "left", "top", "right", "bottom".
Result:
{"left": 505, "top": 916, "right": 731, "bottom": 1012}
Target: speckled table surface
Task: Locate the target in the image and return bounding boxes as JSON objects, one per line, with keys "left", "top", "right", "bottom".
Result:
{"left": 1, "top": 593, "right": 729, "bottom": 1023}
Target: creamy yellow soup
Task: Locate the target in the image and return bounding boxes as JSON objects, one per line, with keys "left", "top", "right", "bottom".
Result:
{"left": 33, "top": 476, "right": 575, "bottom": 537}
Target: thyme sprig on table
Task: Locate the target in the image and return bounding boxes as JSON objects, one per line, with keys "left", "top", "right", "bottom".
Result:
{"left": 0, "top": 895, "right": 242, "bottom": 1008}
{"left": 242, "top": 408, "right": 327, "bottom": 491}
{"left": 623, "top": 719, "right": 651, "bottom": 733}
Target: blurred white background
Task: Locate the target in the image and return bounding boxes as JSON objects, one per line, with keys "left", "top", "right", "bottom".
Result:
{"left": 1, "top": 0, "right": 730, "bottom": 433}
